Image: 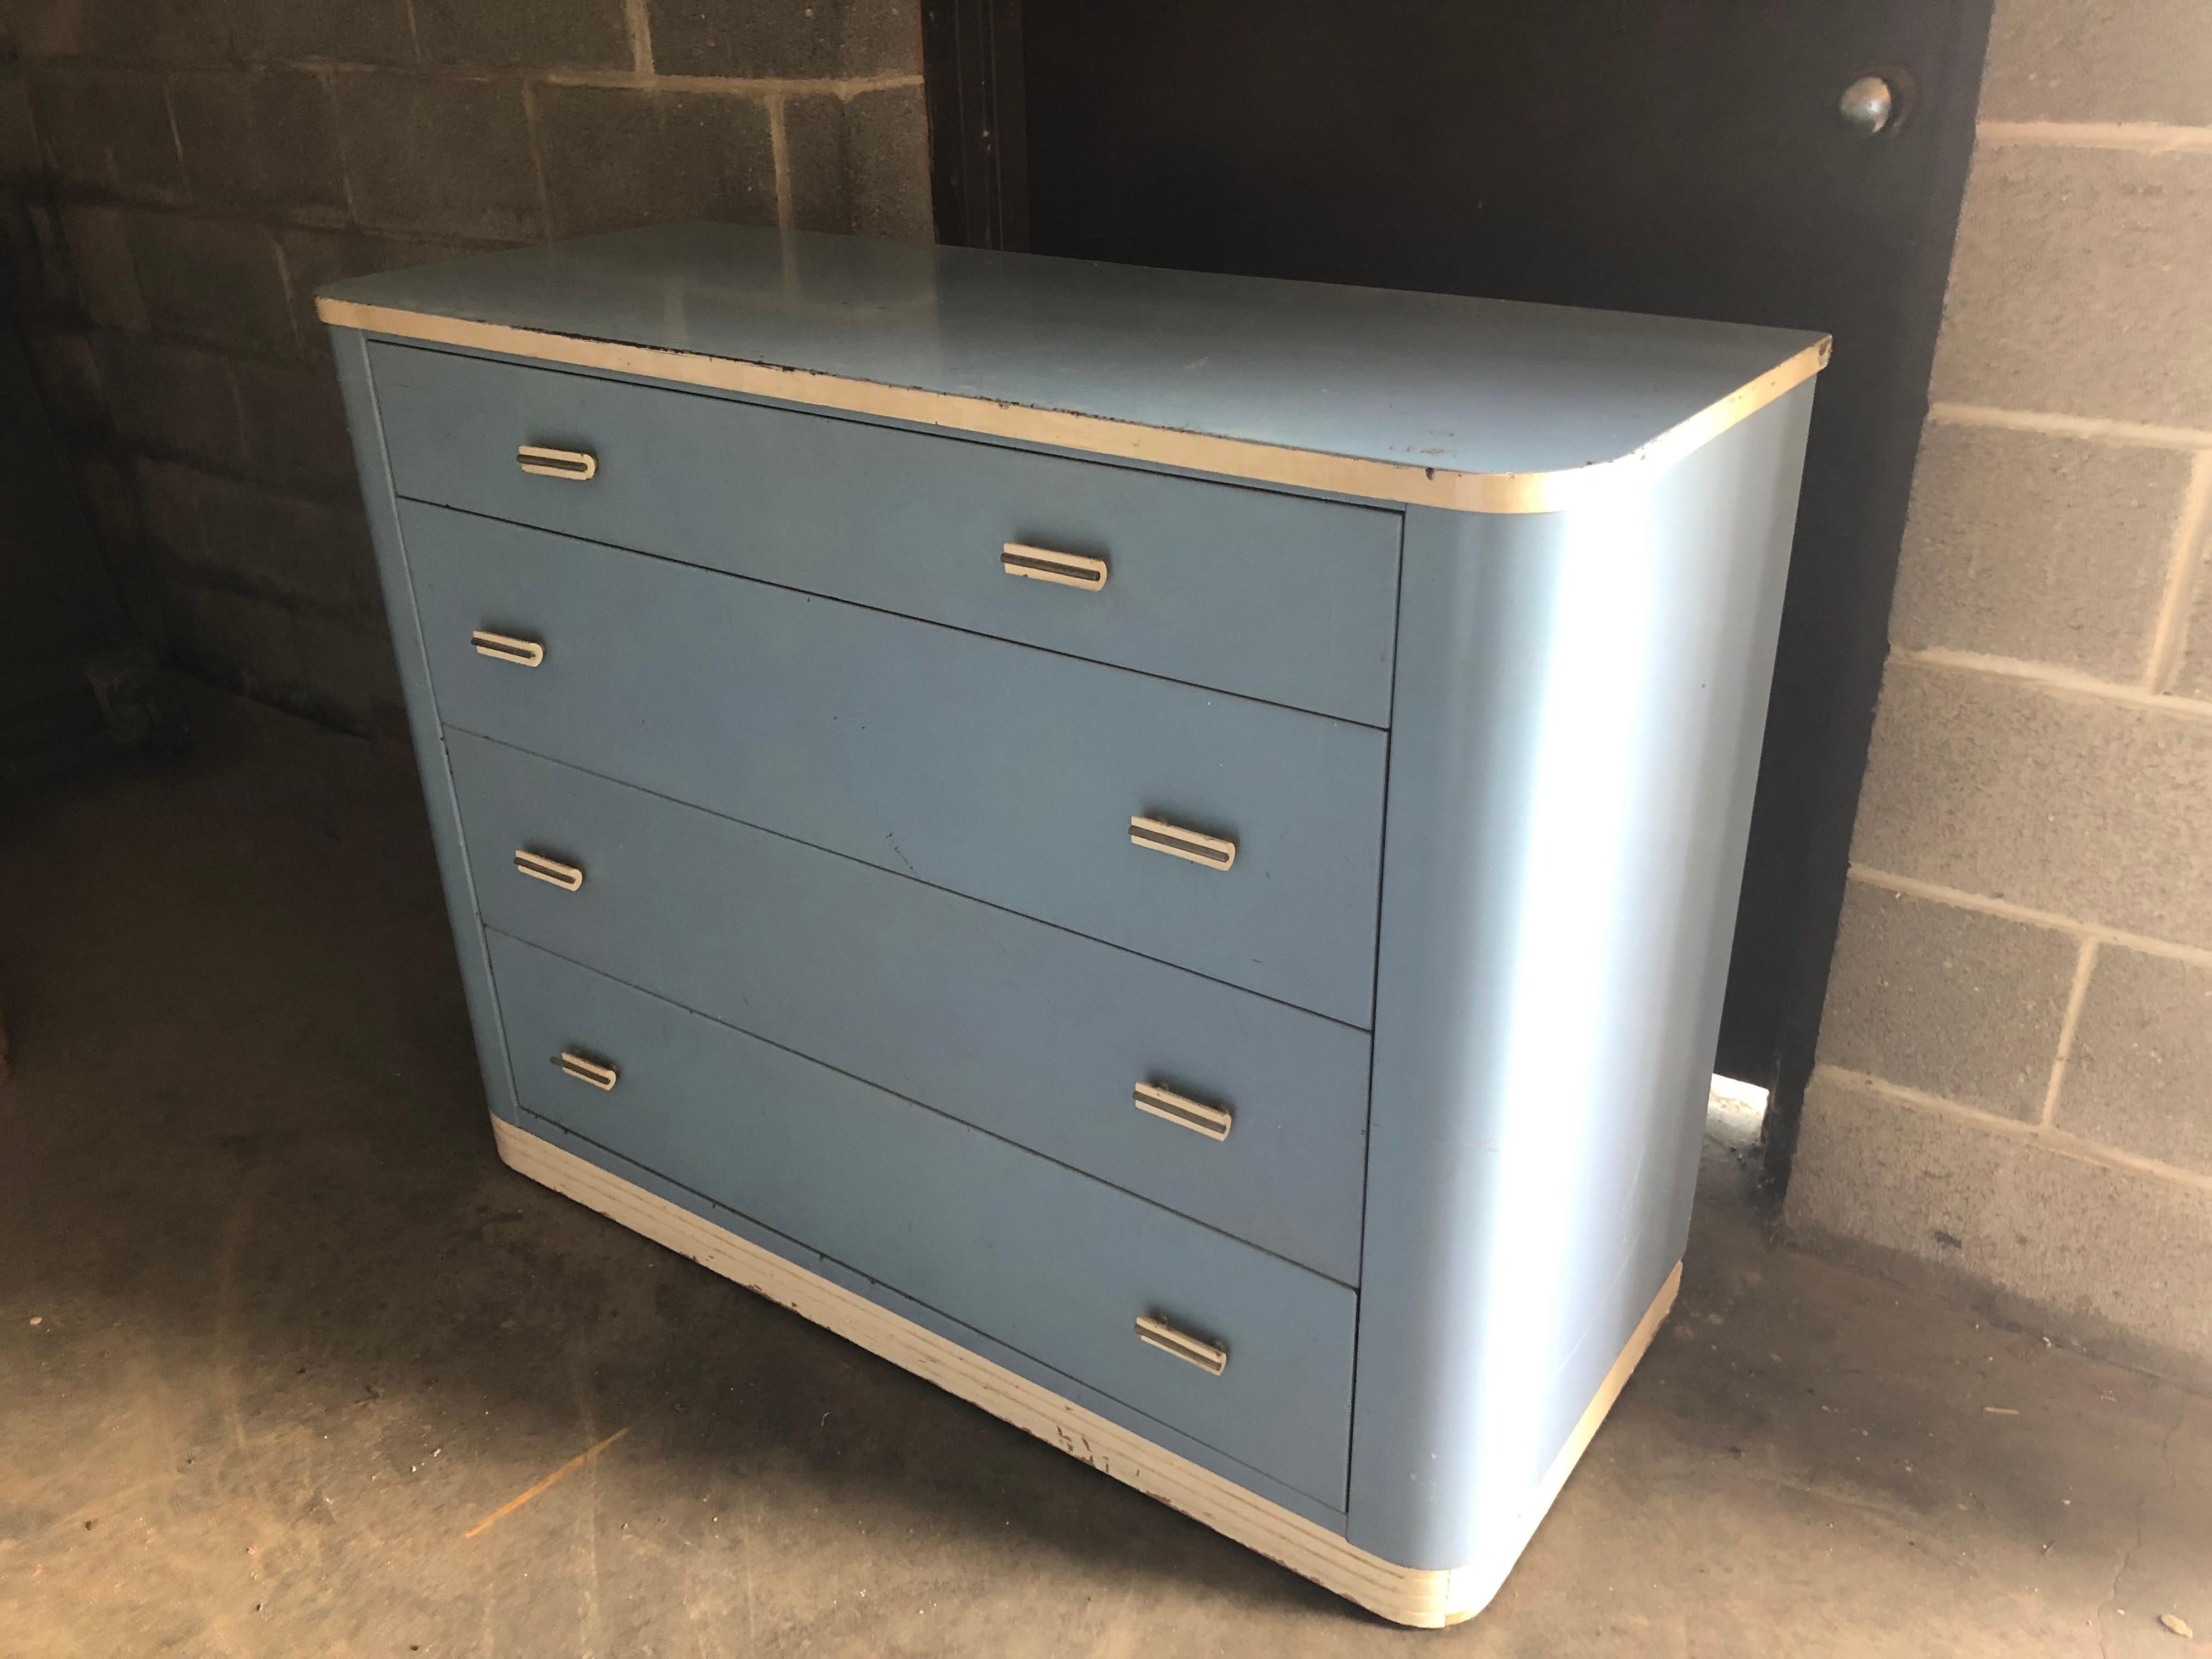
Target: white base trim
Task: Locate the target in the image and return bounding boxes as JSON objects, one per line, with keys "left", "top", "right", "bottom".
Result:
{"left": 492, "top": 1116, "right": 1679, "bottom": 1628}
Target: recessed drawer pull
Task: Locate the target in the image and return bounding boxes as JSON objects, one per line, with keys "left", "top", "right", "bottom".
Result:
{"left": 517, "top": 444, "right": 598, "bottom": 481}
{"left": 1002, "top": 543, "right": 1108, "bottom": 591}
{"left": 554, "top": 1049, "right": 619, "bottom": 1091}
{"left": 1129, "top": 815, "right": 1237, "bottom": 871}
{"left": 513, "top": 849, "right": 584, "bottom": 891}
{"left": 1133, "top": 1081, "right": 1233, "bottom": 1141}
{"left": 1135, "top": 1313, "right": 1228, "bottom": 1376}
{"left": 471, "top": 630, "right": 545, "bottom": 667}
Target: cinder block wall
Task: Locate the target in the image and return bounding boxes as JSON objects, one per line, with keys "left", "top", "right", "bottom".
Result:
{"left": 0, "top": 0, "right": 928, "bottom": 736}
{"left": 1787, "top": 1, "right": 2212, "bottom": 1384}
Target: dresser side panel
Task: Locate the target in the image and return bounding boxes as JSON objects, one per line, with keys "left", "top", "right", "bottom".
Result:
{"left": 330, "top": 326, "right": 521, "bottom": 1124}
{"left": 1347, "top": 386, "right": 1815, "bottom": 1568}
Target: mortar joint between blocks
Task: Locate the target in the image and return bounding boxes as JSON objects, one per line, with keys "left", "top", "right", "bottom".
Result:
{"left": 1814, "top": 1064, "right": 2212, "bottom": 1199}
{"left": 767, "top": 92, "right": 793, "bottom": 232}
{"left": 2142, "top": 451, "right": 2212, "bottom": 693}
{"left": 517, "top": 78, "right": 554, "bottom": 246}
{"left": 624, "top": 0, "right": 656, "bottom": 76}
{"left": 1846, "top": 866, "right": 2212, "bottom": 974}
{"left": 1886, "top": 645, "right": 2212, "bottom": 723}
{"left": 2039, "top": 939, "right": 2099, "bottom": 1130}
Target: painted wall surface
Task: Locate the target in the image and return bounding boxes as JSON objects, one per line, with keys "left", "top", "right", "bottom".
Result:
{"left": 0, "top": 0, "right": 928, "bottom": 734}
{"left": 1787, "top": 0, "right": 2212, "bottom": 1385}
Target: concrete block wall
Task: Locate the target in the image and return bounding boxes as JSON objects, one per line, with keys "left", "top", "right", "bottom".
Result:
{"left": 1786, "top": 0, "right": 2212, "bottom": 1385}
{"left": 0, "top": 0, "right": 928, "bottom": 735}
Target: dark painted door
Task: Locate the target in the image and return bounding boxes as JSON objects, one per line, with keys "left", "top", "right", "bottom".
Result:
{"left": 1011, "top": 1, "right": 1993, "bottom": 1166}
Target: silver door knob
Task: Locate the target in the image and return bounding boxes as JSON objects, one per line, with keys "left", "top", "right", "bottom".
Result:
{"left": 1838, "top": 75, "right": 1895, "bottom": 136}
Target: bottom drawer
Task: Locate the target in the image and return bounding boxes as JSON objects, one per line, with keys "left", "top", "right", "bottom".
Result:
{"left": 488, "top": 932, "right": 1357, "bottom": 1508}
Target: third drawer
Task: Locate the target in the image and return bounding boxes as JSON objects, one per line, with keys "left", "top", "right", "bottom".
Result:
{"left": 451, "top": 729, "right": 1371, "bottom": 1284}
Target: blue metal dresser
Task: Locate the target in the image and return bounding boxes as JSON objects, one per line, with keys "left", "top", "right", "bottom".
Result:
{"left": 320, "top": 224, "right": 1822, "bottom": 1626}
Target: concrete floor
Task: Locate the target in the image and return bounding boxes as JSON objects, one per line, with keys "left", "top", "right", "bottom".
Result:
{"left": 2, "top": 687, "right": 2207, "bottom": 1659}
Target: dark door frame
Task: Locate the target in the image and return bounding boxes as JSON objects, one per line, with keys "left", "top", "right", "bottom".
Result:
{"left": 1757, "top": 5, "right": 1989, "bottom": 1187}
{"left": 918, "top": 0, "right": 1030, "bottom": 253}
{"left": 916, "top": 2, "right": 1991, "bottom": 1193}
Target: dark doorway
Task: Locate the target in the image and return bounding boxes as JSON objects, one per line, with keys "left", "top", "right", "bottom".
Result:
{"left": 924, "top": 0, "right": 1994, "bottom": 1181}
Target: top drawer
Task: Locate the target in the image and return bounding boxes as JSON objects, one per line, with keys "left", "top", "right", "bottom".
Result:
{"left": 368, "top": 342, "right": 1402, "bottom": 727}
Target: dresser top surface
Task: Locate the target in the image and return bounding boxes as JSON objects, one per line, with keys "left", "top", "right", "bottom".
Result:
{"left": 321, "top": 223, "right": 1825, "bottom": 513}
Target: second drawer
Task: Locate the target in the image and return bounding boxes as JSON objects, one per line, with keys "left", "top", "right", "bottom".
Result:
{"left": 408, "top": 502, "right": 1389, "bottom": 1026}
{"left": 451, "top": 730, "right": 1371, "bottom": 1283}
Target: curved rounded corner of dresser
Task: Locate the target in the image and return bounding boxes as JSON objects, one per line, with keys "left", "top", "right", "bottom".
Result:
{"left": 487, "top": 1112, "right": 542, "bottom": 1176}
{"left": 1445, "top": 336, "right": 1829, "bottom": 515}
{"left": 1350, "top": 1257, "right": 1685, "bottom": 1626}
{"left": 315, "top": 294, "right": 373, "bottom": 328}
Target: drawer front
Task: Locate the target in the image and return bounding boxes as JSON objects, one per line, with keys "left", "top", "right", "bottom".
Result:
{"left": 409, "top": 503, "right": 1386, "bottom": 1026}
{"left": 491, "top": 933, "right": 1357, "bottom": 1506}
{"left": 451, "top": 731, "right": 1369, "bottom": 1283}
{"left": 371, "top": 342, "right": 1401, "bottom": 727}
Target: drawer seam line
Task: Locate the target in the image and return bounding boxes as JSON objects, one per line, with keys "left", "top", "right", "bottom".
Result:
{"left": 488, "top": 925, "right": 1362, "bottom": 1290}
{"left": 1340, "top": 511, "right": 1413, "bottom": 1511}
{"left": 449, "top": 723, "right": 1379, "bottom": 1035}
{"left": 401, "top": 493, "right": 1394, "bottom": 732}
